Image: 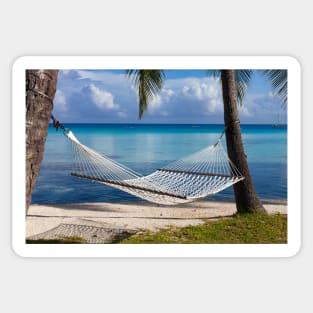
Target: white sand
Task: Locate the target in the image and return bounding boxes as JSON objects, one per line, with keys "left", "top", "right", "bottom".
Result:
{"left": 26, "top": 200, "right": 287, "bottom": 239}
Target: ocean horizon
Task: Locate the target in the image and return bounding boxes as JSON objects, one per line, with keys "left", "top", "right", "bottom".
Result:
{"left": 32, "top": 123, "right": 287, "bottom": 204}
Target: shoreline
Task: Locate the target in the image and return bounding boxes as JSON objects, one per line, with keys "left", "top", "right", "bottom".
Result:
{"left": 31, "top": 198, "right": 288, "bottom": 206}
{"left": 26, "top": 200, "right": 287, "bottom": 242}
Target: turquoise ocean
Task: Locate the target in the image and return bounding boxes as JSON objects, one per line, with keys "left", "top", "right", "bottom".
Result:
{"left": 32, "top": 124, "right": 287, "bottom": 204}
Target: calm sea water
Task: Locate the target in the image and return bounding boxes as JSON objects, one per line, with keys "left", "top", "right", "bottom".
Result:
{"left": 32, "top": 124, "right": 287, "bottom": 204}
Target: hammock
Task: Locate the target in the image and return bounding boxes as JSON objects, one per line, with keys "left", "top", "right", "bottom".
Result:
{"left": 65, "top": 130, "right": 244, "bottom": 205}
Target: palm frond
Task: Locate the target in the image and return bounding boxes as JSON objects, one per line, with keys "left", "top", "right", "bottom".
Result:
{"left": 235, "top": 70, "right": 253, "bottom": 106}
{"left": 262, "top": 70, "right": 287, "bottom": 106}
{"left": 207, "top": 70, "right": 221, "bottom": 79}
{"left": 126, "top": 70, "right": 165, "bottom": 119}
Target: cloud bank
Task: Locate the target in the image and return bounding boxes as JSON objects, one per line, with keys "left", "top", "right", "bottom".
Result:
{"left": 53, "top": 70, "right": 286, "bottom": 124}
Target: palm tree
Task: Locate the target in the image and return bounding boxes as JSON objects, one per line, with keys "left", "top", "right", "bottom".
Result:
{"left": 26, "top": 70, "right": 58, "bottom": 213}
{"left": 127, "top": 69, "right": 287, "bottom": 213}
{"left": 220, "top": 70, "right": 264, "bottom": 213}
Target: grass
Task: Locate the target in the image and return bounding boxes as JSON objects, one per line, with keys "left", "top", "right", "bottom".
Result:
{"left": 120, "top": 213, "right": 287, "bottom": 244}
{"left": 26, "top": 214, "right": 287, "bottom": 244}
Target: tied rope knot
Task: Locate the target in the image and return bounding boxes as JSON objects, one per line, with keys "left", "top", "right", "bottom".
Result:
{"left": 51, "top": 115, "right": 66, "bottom": 132}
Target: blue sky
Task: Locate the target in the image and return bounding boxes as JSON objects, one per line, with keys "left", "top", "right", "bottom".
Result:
{"left": 53, "top": 69, "right": 287, "bottom": 124}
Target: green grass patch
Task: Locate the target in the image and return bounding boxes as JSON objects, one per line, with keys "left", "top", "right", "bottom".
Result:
{"left": 26, "top": 236, "right": 87, "bottom": 244}
{"left": 120, "top": 213, "right": 287, "bottom": 244}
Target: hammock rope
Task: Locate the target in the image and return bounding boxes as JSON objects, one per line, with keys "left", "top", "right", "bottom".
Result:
{"left": 63, "top": 130, "right": 244, "bottom": 205}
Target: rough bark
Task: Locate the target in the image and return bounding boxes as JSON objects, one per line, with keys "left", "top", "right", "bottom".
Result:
{"left": 221, "top": 70, "right": 266, "bottom": 213}
{"left": 26, "top": 70, "right": 58, "bottom": 214}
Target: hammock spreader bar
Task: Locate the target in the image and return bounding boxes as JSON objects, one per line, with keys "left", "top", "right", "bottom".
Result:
{"left": 156, "top": 168, "right": 239, "bottom": 179}
{"left": 71, "top": 172, "right": 187, "bottom": 200}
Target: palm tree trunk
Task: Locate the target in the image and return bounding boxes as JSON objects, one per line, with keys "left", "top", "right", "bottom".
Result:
{"left": 221, "top": 70, "right": 265, "bottom": 213}
{"left": 26, "top": 70, "right": 58, "bottom": 214}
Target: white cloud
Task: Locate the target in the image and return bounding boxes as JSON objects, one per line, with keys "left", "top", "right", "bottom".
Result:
{"left": 162, "top": 88, "right": 175, "bottom": 102}
{"left": 131, "top": 77, "right": 224, "bottom": 122}
{"left": 182, "top": 78, "right": 219, "bottom": 100}
{"left": 149, "top": 94, "right": 162, "bottom": 108}
{"left": 169, "top": 77, "right": 223, "bottom": 114}
{"left": 208, "top": 98, "right": 221, "bottom": 113}
{"left": 143, "top": 88, "right": 175, "bottom": 111}
{"left": 54, "top": 90, "right": 67, "bottom": 111}
{"left": 88, "top": 84, "right": 119, "bottom": 110}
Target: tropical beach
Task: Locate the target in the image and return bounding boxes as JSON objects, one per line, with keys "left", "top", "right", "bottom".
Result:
{"left": 26, "top": 200, "right": 287, "bottom": 243}
{"left": 26, "top": 69, "right": 288, "bottom": 244}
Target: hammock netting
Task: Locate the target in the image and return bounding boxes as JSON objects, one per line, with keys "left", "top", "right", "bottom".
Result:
{"left": 65, "top": 131, "right": 244, "bottom": 205}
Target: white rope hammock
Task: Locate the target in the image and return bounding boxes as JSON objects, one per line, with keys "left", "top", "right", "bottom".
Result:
{"left": 64, "top": 130, "right": 244, "bottom": 205}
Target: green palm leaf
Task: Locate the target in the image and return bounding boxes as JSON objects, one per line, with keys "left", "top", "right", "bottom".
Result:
{"left": 235, "top": 70, "right": 253, "bottom": 106}
{"left": 126, "top": 70, "right": 165, "bottom": 119}
{"left": 262, "top": 70, "right": 287, "bottom": 106}
{"left": 207, "top": 70, "right": 221, "bottom": 79}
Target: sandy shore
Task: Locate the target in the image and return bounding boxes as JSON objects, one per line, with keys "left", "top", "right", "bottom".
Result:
{"left": 26, "top": 200, "right": 287, "bottom": 242}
